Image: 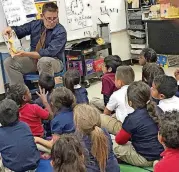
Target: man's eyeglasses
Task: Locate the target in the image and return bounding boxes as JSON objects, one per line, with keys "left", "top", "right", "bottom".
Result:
{"left": 43, "top": 15, "right": 58, "bottom": 23}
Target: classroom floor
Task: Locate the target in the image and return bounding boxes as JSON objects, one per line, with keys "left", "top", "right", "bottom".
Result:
{"left": 87, "top": 64, "right": 179, "bottom": 100}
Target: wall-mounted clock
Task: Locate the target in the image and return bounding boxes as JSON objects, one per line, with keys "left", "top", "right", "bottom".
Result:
{"left": 71, "top": 0, "right": 84, "bottom": 15}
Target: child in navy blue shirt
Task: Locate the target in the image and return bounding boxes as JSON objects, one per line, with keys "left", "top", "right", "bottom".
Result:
{"left": 34, "top": 73, "right": 55, "bottom": 137}
{"left": 34, "top": 72, "right": 55, "bottom": 107}
{"left": 63, "top": 69, "right": 89, "bottom": 104}
{"left": 51, "top": 134, "right": 86, "bottom": 172}
{"left": 34, "top": 87, "right": 75, "bottom": 149}
{"left": 114, "top": 81, "right": 163, "bottom": 167}
{"left": 74, "top": 104, "right": 120, "bottom": 172}
{"left": 0, "top": 99, "right": 40, "bottom": 172}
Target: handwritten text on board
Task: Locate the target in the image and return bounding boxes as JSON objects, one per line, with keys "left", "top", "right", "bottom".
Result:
{"left": 1, "top": 0, "right": 27, "bottom": 26}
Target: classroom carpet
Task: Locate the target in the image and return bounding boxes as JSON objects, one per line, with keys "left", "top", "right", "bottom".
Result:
{"left": 120, "top": 164, "right": 153, "bottom": 172}
{"left": 36, "top": 159, "right": 154, "bottom": 172}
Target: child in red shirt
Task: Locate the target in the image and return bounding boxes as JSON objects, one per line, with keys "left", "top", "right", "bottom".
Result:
{"left": 6, "top": 83, "right": 53, "bottom": 137}
{"left": 154, "top": 111, "right": 179, "bottom": 172}
{"left": 91, "top": 55, "right": 122, "bottom": 111}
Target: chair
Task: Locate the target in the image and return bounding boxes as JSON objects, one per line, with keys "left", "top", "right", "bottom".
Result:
{"left": 24, "top": 55, "right": 66, "bottom": 94}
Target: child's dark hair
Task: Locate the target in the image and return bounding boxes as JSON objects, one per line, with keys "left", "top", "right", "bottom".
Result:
{"left": 116, "top": 66, "right": 135, "bottom": 85}
{"left": 158, "top": 111, "right": 179, "bottom": 149}
{"left": 39, "top": 73, "right": 55, "bottom": 92}
{"left": 51, "top": 134, "right": 86, "bottom": 172}
{"left": 140, "top": 48, "right": 157, "bottom": 62}
{"left": 104, "top": 55, "right": 122, "bottom": 73}
{"left": 127, "top": 81, "right": 159, "bottom": 123}
{"left": 6, "top": 84, "right": 28, "bottom": 106}
{"left": 63, "top": 69, "right": 80, "bottom": 93}
{"left": 153, "top": 75, "right": 177, "bottom": 99}
{"left": 42, "top": 2, "right": 58, "bottom": 14}
{"left": 143, "top": 63, "right": 165, "bottom": 86}
{"left": 0, "top": 99, "right": 19, "bottom": 126}
{"left": 50, "top": 87, "right": 75, "bottom": 113}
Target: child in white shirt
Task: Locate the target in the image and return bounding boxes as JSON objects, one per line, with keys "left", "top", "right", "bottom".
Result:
{"left": 101, "top": 66, "right": 135, "bottom": 135}
{"left": 151, "top": 75, "right": 179, "bottom": 112}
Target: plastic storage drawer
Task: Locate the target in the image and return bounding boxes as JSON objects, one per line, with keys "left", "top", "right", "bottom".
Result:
{"left": 128, "top": 11, "right": 142, "bottom": 20}
{"left": 131, "top": 38, "right": 145, "bottom": 44}
{"left": 129, "top": 24, "right": 144, "bottom": 30}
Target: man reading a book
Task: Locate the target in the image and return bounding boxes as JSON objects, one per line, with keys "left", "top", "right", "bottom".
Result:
{"left": 3, "top": 2, "right": 66, "bottom": 85}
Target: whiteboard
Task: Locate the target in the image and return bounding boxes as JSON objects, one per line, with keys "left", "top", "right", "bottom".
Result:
{"left": 91, "top": 0, "right": 127, "bottom": 33}
{"left": 0, "top": 2, "right": 7, "bottom": 43}
{"left": 0, "top": 0, "right": 127, "bottom": 42}
{"left": 57, "top": 0, "right": 98, "bottom": 41}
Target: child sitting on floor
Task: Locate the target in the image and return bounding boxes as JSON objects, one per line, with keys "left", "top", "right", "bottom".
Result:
{"left": 63, "top": 69, "right": 89, "bottom": 104}
{"left": 142, "top": 63, "right": 165, "bottom": 87}
{"left": 154, "top": 111, "right": 179, "bottom": 172}
{"left": 101, "top": 66, "right": 135, "bottom": 135}
{"left": 34, "top": 73, "right": 55, "bottom": 137}
{"left": 74, "top": 104, "right": 120, "bottom": 172}
{"left": 151, "top": 75, "right": 179, "bottom": 112}
{"left": 0, "top": 99, "right": 40, "bottom": 172}
{"left": 139, "top": 48, "right": 157, "bottom": 82}
{"left": 51, "top": 134, "right": 86, "bottom": 172}
{"left": 34, "top": 73, "right": 55, "bottom": 107}
{"left": 6, "top": 84, "right": 53, "bottom": 137}
{"left": 114, "top": 81, "right": 164, "bottom": 167}
{"left": 34, "top": 87, "right": 75, "bottom": 149}
{"left": 91, "top": 55, "right": 122, "bottom": 111}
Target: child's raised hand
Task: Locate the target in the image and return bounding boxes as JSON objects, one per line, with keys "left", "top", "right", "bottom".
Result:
{"left": 36, "top": 86, "right": 48, "bottom": 104}
{"left": 174, "top": 69, "right": 179, "bottom": 81}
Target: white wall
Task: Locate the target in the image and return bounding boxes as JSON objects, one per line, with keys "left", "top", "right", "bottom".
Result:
{"left": 111, "top": 30, "right": 131, "bottom": 61}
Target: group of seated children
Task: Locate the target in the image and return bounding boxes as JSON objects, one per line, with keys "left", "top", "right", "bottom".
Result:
{"left": 0, "top": 48, "right": 179, "bottom": 172}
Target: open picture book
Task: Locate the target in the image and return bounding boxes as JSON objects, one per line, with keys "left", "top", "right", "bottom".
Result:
{"left": 2, "top": 30, "right": 23, "bottom": 57}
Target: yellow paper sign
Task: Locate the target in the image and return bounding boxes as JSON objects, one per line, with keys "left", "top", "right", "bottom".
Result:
{"left": 35, "top": 1, "right": 57, "bottom": 19}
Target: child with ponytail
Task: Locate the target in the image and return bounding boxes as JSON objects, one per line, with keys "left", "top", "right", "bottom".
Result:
{"left": 63, "top": 69, "right": 89, "bottom": 104}
{"left": 114, "top": 81, "right": 164, "bottom": 167}
{"left": 74, "top": 104, "right": 119, "bottom": 172}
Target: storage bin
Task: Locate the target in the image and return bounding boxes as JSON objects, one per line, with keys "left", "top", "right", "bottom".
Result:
{"left": 129, "top": 24, "right": 144, "bottom": 30}
{"left": 129, "top": 20, "right": 143, "bottom": 25}
{"left": 131, "top": 38, "right": 146, "bottom": 44}
{"left": 131, "top": 44, "right": 146, "bottom": 49}
{"left": 93, "top": 58, "right": 104, "bottom": 72}
{"left": 128, "top": 30, "right": 146, "bottom": 38}
{"left": 128, "top": 11, "right": 142, "bottom": 20}
{"left": 131, "top": 49, "right": 142, "bottom": 54}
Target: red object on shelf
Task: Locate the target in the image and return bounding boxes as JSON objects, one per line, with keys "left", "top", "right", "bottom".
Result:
{"left": 93, "top": 59, "right": 104, "bottom": 72}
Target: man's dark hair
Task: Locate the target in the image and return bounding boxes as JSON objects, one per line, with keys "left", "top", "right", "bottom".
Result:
{"left": 143, "top": 63, "right": 165, "bottom": 87}
{"left": 39, "top": 73, "right": 55, "bottom": 92}
{"left": 6, "top": 84, "right": 28, "bottom": 106}
{"left": 50, "top": 87, "right": 75, "bottom": 113}
{"left": 153, "top": 75, "right": 177, "bottom": 99}
{"left": 104, "top": 55, "right": 122, "bottom": 73}
{"left": 140, "top": 48, "right": 157, "bottom": 63}
{"left": 116, "top": 66, "right": 135, "bottom": 85}
{"left": 0, "top": 99, "right": 19, "bottom": 127}
{"left": 42, "top": 2, "right": 58, "bottom": 14}
{"left": 158, "top": 111, "right": 179, "bottom": 149}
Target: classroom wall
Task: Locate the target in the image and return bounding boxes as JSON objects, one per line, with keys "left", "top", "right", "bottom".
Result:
{"left": 111, "top": 30, "right": 131, "bottom": 61}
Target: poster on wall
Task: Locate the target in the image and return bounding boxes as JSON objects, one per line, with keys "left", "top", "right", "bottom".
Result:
{"left": 1, "top": 0, "right": 27, "bottom": 26}
{"left": 65, "top": 0, "right": 93, "bottom": 31}
{"left": 22, "top": 0, "right": 37, "bottom": 16}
